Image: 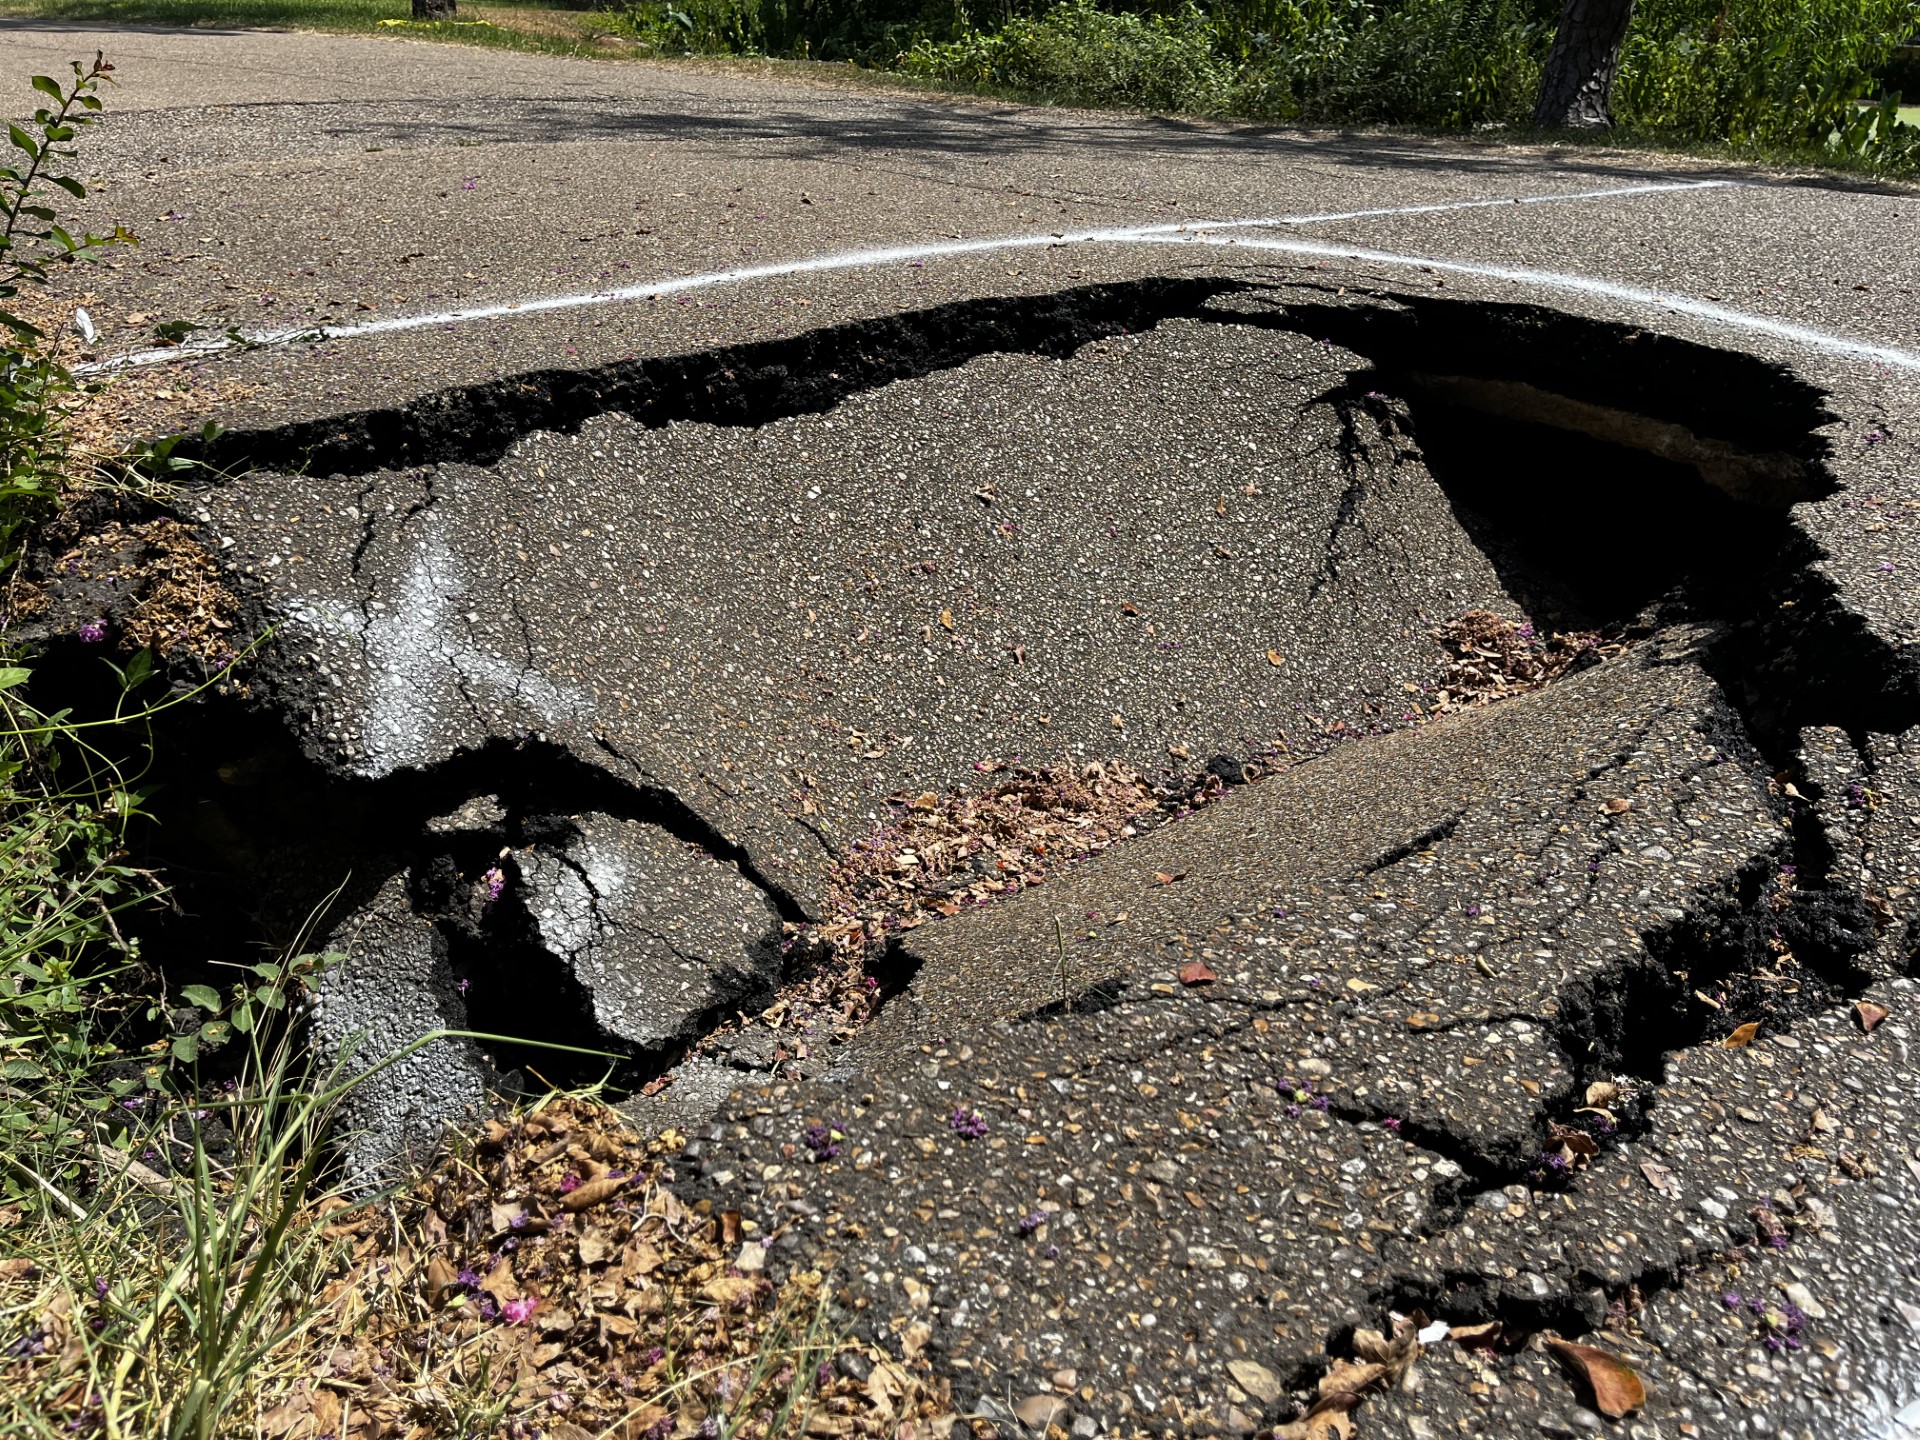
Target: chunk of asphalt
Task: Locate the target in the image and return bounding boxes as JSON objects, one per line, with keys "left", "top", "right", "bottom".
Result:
{"left": 204, "top": 314, "right": 1517, "bottom": 915}
{"left": 873, "top": 638, "right": 1777, "bottom": 1172}
{"left": 675, "top": 645, "right": 1797, "bottom": 1430}
{"left": 696, "top": 1000, "right": 1447, "bottom": 1434}
{"left": 310, "top": 870, "right": 493, "bottom": 1182}
{"left": 517, "top": 812, "right": 783, "bottom": 1050}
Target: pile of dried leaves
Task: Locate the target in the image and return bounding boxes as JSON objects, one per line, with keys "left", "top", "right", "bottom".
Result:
{"left": 1429, "top": 610, "right": 1626, "bottom": 710}
{"left": 257, "top": 1096, "right": 952, "bottom": 1440}
{"left": 11, "top": 517, "right": 241, "bottom": 670}
{"left": 818, "top": 758, "right": 1167, "bottom": 952}
{"left": 673, "top": 760, "right": 1214, "bottom": 1087}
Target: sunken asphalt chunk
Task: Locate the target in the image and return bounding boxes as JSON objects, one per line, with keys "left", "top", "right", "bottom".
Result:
{"left": 518, "top": 812, "right": 785, "bottom": 1050}
{"left": 676, "top": 642, "right": 1795, "bottom": 1433}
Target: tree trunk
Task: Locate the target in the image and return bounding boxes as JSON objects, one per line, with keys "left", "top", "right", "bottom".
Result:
{"left": 1533, "top": 0, "right": 1635, "bottom": 129}
{"left": 412, "top": 0, "right": 456, "bottom": 18}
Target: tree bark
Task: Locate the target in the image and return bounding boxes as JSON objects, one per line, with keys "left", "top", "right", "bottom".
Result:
{"left": 1533, "top": 0, "right": 1635, "bottom": 129}
{"left": 412, "top": 0, "right": 457, "bottom": 18}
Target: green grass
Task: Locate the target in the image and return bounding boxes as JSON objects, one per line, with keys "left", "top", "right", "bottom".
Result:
{"left": 0, "top": 0, "right": 632, "bottom": 57}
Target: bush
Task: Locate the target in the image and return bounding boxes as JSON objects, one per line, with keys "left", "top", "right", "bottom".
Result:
{"left": 1615, "top": 0, "right": 1920, "bottom": 158}
{"left": 901, "top": 0, "right": 1233, "bottom": 111}
{"left": 1232, "top": 0, "right": 1554, "bottom": 127}
{"left": 607, "top": 0, "right": 972, "bottom": 61}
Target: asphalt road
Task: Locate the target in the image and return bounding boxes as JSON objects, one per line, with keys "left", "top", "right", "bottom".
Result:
{"left": 11, "top": 22, "right": 1920, "bottom": 1439}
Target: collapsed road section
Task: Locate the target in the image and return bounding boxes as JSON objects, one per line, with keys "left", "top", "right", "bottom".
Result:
{"left": 19, "top": 278, "right": 1920, "bottom": 1435}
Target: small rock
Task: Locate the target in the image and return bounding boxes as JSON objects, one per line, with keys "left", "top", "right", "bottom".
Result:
{"left": 734, "top": 1241, "right": 766, "bottom": 1273}
{"left": 1223, "top": 1406, "right": 1257, "bottom": 1436}
{"left": 1297, "top": 1058, "right": 1332, "bottom": 1079}
{"left": 1051, "top": 1369, "right": 1077, "bottom": 1393}
{"left": 1225, "top": 1359, "right": 1283, "bottom": 1406}
{"left": 1697, "top": 1198, "right": 1728, "bottom": 1221}
{"left": 1016, "top": 1394, "right": 1069, "bottom": 1432}
{"left": 1779, "top": 1280, "right": 1827, "bottom": 1319}
{"left": 835, "top": 1350, "right": 872, "bottom": 1382}
{"left": 1071, "top": 1418, "right": 1099, "bottom": 1439}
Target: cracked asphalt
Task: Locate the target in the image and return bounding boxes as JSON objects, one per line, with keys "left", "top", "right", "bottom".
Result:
{"left": 12, "top": 21, "right": 1920, "bottom": 1439}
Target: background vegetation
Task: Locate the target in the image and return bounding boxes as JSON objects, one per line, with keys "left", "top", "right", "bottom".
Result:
{"left": 601, "top": 0, "right": 1920, "bottom": 170}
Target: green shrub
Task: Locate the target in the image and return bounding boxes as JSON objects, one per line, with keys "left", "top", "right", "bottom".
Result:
{"left": 607, "top": 0, "right": 971, "bottom": 60}
{"left": 1233, "top": 0, "right": 1553, "bottom": 126}
{"left": 1616, "top": 0, "right": 1920, "bottom": 159}
{"left": 901, "top": 0, "right": 1232, "bottom": 109}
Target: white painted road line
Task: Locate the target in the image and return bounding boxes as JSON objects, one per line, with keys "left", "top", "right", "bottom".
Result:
{"left": 96, "top": 172, "right": 1920, "bottom": 383}
{"left": 80, "top": 179, "right": 1738, "bottom": 375}
{"left": 1177, "top": 232, "right": 1920, "bottom": 373}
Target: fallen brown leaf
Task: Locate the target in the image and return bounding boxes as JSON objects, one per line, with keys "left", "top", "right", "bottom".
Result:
{"left": 561, "top": 1175, "right": 626, "bottom": 1211}
{"left": 1317, "top": 1358, "right": 1389, "bottom": 1400}
{"left": 1275, "top": 1390, "right": 1362, "bottom": 1440}
{"left": 1178, "top": 960, "right": 1217, "bottom": 986}
{"left": 1723, "top": 1021, "right": 1760, "bottom": 1048}
{"left": 425, "top": 1255, "right": 459, "bottom": 1308}
{"left": 1450, "top": 1320, "right": 1502, "bottom": 1348}
{"left": 1545, "top": 1338, "right": 1646, "bottom": 1419}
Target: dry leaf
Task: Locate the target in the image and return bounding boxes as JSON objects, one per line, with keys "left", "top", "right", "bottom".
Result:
{"left": 477, "top": 1261, "right": 521, "bottom": 1303}
{"left": 1639, "top": 1160, "right": 1677, "bottom": 1195}
{"left": 1584, "top": 1080, "right": 1620, "bottom": 1107}
{"left": 425, "top": 1256, "right": 459, "bottom": 1308}
{"left": 1855, "top": 1000, "right": 1890, "bottom": 1033}
{"left": 1317, "top": 1358, "right": 1389, "bottom": 1400}
{"left": 1723, "top": 1021, "right": 1760, "bottom": 1048}
{"left": 561, "top": 1176, "right": 626, "bottom": 1211}
{"left": 1275, "top": 1391, "right": 1362, "bottom": 1440}
{"left": 720, "top": 1210, "right": 742, "bottom": 1246}
{"left": 1179, "top": 960, "right": 1217, "bottom": 986}
{"left": 1545, "top": 1339, "right": 1646, "bottom": 1419}
{"left": 702, "top": 1275, "right": 755, "bottom": 1306}
{"left": 311, "top": 1391, "right": 342, "bottom": 1438}
{"left": 1352, "top": 1323, "right": 1421, "bottom": 1384}
{"left": 938, "top": 609, "right": 953, "bottom": 631}
{"left": 1450, "top": 1321, "right": 1502, "bottom": 1348}
{"left": 1267, "top": 649, "right": 1283, "bottom": 666}
{"left": 1603, "top": 797, "right": 1632, "bottom": 814}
